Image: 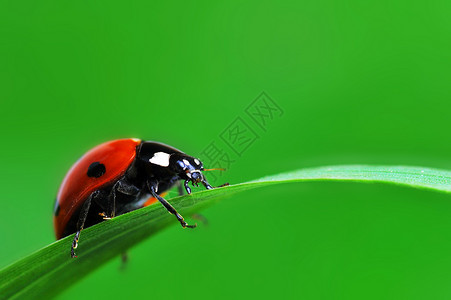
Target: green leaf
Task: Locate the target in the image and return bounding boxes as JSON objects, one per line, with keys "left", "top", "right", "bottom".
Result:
{"left": 1, "top": 165, "right": 450, "bottom": 299}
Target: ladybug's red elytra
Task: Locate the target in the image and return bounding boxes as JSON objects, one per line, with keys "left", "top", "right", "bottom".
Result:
{"left": 54, "top": 138, "right": 227, "bottom": 258}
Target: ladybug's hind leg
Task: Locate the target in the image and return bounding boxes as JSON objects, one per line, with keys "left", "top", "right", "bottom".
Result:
{"left": 71, "top": 190, "right": 99, "bottom": 258}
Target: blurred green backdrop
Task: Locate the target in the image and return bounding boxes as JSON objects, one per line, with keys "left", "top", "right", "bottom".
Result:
{"left": 1, "top": 0, "right": 451, "bottom": 299}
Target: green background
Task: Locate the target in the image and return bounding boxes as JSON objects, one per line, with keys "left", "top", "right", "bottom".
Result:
{"left": 1, "top": 0, "right": 451, "bottom": 299}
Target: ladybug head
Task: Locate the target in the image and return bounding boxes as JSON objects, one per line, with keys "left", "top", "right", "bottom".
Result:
{"left": 139, "top": 141, "right": 216, "bottom": 191}
{"left": 169, "top": 154, "right": 206, "bottom": 184}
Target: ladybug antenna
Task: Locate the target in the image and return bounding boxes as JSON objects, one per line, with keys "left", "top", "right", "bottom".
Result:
{"left": 203, "top": 168, "right": 226, "bottom": 172}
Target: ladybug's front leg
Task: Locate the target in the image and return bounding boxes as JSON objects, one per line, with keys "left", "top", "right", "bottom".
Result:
{"left": 176, "top": 181, "right": 208, "bottom": 225}
{"left": 71, "top": 190, "right": 99, "bottom": 258}
{"left": 147, "top": 179, "right": 196, "bottom": 229}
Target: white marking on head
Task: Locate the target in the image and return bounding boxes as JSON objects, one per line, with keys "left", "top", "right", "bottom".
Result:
{"left": 194, "top": 158, "right": 200, "bottom": 165}
{"left": 149, "top": 152, "right": 171, "bottom": 167}
{"left": 183, "top": 159, "right": 190, "bottom": 166}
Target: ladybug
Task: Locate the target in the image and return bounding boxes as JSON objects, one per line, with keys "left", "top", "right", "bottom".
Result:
{"left": 53, "top": 138, "right": 226, "bottom": 258}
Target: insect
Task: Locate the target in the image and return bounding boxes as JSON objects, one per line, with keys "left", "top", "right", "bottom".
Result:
{"left": 53, "top": 138, "right": 226, "bottom": 258}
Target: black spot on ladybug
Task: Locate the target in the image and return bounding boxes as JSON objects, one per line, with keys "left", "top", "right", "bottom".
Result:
{"left": 54, "top": 199, "right": 61, "bottom": 216}
{"left": 87, "top": 162, "right": 106, "bottom": 178}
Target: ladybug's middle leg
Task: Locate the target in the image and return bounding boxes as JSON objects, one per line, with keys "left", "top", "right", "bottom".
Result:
{"left": 103, "top": 179, "right": 140, "bottom": 219}
{"left": 71, "top": 190, "right": 99, "bottom": 258}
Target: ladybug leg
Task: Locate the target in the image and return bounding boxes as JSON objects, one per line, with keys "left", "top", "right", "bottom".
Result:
{"left": 104, "top": 180, "right": 140, "bottom": 219}
{"left": 71, "top": 191, "right": 97, "bottom": 258}
{"left": 177, "top": 181, "right": 185, "bottom": 196}
{"left": 116, "top": 179, "right": 140, "bottom": 195}
{"left": 177, "top": 181, "right": 208, "bottom": 225}
{"left": 201, "top": 178, "right": 229, "bottom": 190}
{"left": 120, "top": 252, "right": 129, "bottom": 271}
{"left": 216, "top": 182, "right": 230, "bottom": 188}
{"left": 201, "top": 180, "right": 213, "bottom": 190}
{"left": 104, "top": 182, "right": 119, "bottom": 219}
{"left": 183, "top": 179, "right": 192, "bottom": 194}
{"left": 147, "top": 179, "right": 197, "bottom": 229}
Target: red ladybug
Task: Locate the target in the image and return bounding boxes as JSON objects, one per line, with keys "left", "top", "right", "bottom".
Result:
{"left": 54, "top": 138, "right": 224, "bottom": 258}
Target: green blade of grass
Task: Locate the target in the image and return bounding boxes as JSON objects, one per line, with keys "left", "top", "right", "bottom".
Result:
{"left": 1, "top": 165, "right": 450, "bottom": 299}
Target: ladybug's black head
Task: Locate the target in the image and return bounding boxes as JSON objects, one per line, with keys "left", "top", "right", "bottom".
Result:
{"left": 169, "top": 154, "right": 205, "bottom": 183}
